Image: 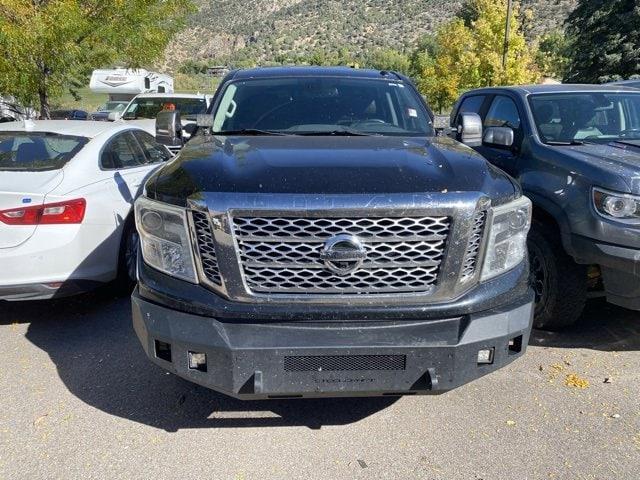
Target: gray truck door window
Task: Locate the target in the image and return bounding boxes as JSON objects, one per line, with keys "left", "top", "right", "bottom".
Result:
{"left": 460, "top": 95, "right": 486, "bottom": 115}
{"left": 485, "top": 95, "right": 521, "bottom": 130}
{"left": 477, "top": 95, "right": 522, "bottom": 176}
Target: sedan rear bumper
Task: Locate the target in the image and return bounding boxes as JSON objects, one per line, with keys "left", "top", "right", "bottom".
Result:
{"left": 0, "top": 280, "right": 101, "bottom": 301}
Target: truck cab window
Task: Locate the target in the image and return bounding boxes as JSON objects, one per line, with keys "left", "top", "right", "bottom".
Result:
{"left": 485, "top": 96, "right": 521, "bottom": 130}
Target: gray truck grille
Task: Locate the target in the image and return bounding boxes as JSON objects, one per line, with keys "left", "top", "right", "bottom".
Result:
{"left": 191, "top": 211, "right": 222, "bottom": 285}
{"left": 232, "top": 216, "right": 450, "bottom": 295}
{"left": 460, "top": 211, "right": 487, "bottom": 282}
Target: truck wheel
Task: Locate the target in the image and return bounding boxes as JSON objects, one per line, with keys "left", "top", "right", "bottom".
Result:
{"left": 528, "top": 220, "right": 587, "bottom": 330}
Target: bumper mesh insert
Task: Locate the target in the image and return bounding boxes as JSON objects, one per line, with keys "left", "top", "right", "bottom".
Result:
{"left": 284, "top": 354, "right": 406, "bottom": 372}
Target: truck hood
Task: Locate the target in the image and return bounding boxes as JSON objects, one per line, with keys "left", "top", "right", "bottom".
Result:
{"left": 147, "top": 135, "right": 518, "bottom": 206}
{"left": 555, "top": 141, "right": 640, "bottom": 191}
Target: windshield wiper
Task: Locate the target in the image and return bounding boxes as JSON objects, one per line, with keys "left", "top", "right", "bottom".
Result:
{"left": 296, "top": 129, "right": 372, "bottom": 136}
{"left": 214, "top": 129, "right": 286, "bottom": 136}
{"left": 610, "top": 139, "right": 640, "bottom": 148}
{"left": 545, "top": 140, "right": 585, "bottom": 146}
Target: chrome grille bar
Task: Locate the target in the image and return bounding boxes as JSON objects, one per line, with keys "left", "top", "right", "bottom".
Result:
{"left": 460, "top": 210, "right": 487, "bottom": 282}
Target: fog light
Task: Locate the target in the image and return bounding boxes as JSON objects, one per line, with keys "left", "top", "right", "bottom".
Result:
{"left": 188, "top": 351, "right": 207, "bottom": 372}
{"left": 477, "top": 348, "right": 494, "bottom": 365}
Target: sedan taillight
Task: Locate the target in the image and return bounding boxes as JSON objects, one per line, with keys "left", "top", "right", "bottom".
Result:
{"left": 0, "top": 198, "right": 86, "bottom": 225}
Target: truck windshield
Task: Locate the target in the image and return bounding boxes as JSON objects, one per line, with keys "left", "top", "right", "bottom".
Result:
{"left": 0, "top": 132, "right": 87, "bottom": 171}
{"left": 529, "top": 92, "right": 640, "bottom": 144}
{"left": 100, "top": 101, "right": 127, "bottom": 113}
{"left": 123, "top": 98, "right": 207, "bottom": 120}
{"left": 212, "top": 77, "right": 434, "bottom": 136}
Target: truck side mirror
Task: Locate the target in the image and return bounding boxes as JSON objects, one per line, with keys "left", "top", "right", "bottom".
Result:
{"left": 483, "top": 126, "right": 514, "bottom": 148}
{"left": 455, "top": 112, "right": 483, "bottom": 147}
{"left": 156, "top": 110, "right": 183, "bottom": 149}
{"left": 108, "top": 111, "right": 122, "bottom": 122}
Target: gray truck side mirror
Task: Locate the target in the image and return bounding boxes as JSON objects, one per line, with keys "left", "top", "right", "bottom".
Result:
{"left": 455, "top": 112, "right": 483, "bottom": 146}
{"left": 156, "top": 110, "right": 183, "bottom": 149}
{"left": 483, "top": 126, "right": 514, "bottom": 148}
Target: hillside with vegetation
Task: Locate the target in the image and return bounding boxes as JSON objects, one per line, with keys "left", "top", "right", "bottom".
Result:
{"left": 163, "top": 0, "right": 576, "bottom": 68}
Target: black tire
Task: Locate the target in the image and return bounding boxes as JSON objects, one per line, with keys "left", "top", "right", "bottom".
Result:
{"left": 528, "top": 220, "right": 587, "bottom": 330}
{"left": 114, "top": 217, "right": 139, "bottom": 295}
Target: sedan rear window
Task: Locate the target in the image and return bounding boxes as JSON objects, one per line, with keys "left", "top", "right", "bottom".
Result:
{"left": 0, "top": 132, "right": 87, "bottom": 171}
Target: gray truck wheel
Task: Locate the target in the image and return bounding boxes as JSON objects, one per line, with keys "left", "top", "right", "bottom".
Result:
{"left": 528, "top": 220, "right": 587, "bottom": 330}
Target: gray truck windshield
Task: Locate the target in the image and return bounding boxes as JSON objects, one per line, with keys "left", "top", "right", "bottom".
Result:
{"left": 0, "top": 132, "right": 87, "bottom": 171}
{"left": 212, "top": 77, "right": 434, "bottom": 136}
{"left": 529, "top": 92, "right": 640, "bottom": 144}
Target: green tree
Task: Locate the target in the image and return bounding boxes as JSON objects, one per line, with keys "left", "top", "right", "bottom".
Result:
{"left": 0, "top": 0, "right": 194, "bottom": 118}
{"left": 413, "top": 0, "right": 540, "bottom": 112}
{"left": 536, "top": 31, "right": 570, "bottom": 80}
{"left": 565, "top": 0, "right": 640, "bottom": 83}
{"left": 362, "top": 49, "right": 411, "bottom": 74}
{"left": 415, "top": 20, "right": 479, "bottom": 112}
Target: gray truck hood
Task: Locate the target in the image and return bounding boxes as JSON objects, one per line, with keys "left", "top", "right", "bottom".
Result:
{"left": 558, "top": 141, "right": 640, "bottom": 192}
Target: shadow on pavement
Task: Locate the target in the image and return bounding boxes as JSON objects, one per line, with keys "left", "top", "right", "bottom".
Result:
{"left": 1, "top": 289, "right": 396, "bottom": 431}
{"left": 530, "top": 298, "right": 640, "bottom": 351}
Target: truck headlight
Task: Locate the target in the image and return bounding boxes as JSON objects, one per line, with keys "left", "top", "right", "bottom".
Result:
{"left": 481, "top": 196, "right": 532, "bottom": 281}
{"left": 593, "top": 188, "right": 640, "bottom": 222}
{"left": 135, "top": 196, "right": 198, "bottom": 283}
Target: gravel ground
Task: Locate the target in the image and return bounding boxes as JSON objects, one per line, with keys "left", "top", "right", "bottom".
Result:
{"left": 0, "top": 291, "right": 638, "bottom": 480}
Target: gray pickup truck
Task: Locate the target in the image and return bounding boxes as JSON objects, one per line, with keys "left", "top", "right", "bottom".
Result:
{"left": 451, "top": 84, "right": 640, "bottom": 329}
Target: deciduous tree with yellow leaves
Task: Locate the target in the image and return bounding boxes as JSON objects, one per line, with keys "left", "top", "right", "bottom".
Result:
{"left": 0, "top": 0, "right": 194, "bottom": 118}
{"left": 414, "top": 0, "right": 540, "bottom": 112}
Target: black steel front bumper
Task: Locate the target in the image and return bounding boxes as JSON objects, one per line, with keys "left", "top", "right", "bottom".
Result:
{"left": 132, "top": 287, "right": 534, "bottom": 400}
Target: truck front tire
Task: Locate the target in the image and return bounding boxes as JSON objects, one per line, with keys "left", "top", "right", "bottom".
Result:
{"left": 528, "top": 220, "right": 587, "bottom": 330}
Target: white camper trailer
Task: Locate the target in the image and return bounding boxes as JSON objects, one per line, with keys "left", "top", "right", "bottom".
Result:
{"left": 89, "top": 68, "right": 174, "bottom": 103}
{"left": 89, "top": 68, "right": 174, "bottom": 121}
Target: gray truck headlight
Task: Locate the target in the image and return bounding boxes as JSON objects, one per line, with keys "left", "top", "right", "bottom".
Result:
{"left": 593, "top": 188, "right": 640, "bottom": 223}
{"left": 481, "top": 196, "right": 532, "bottom": 281}
{"left": 135, "top": 196, "right": 197, "bottom": 283}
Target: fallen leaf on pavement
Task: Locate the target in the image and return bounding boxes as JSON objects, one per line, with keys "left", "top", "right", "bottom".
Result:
{"left": 565, "top": 374, "right": 589, "bottom": 389}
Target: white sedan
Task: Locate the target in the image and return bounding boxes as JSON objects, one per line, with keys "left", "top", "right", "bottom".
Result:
{"left": 0, "top": 120, "right": 172, "bottom": 300}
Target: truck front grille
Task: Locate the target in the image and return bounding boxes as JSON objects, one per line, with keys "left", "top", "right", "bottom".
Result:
{"left": 231, "top": 216, "right": 450, "bottom": 295}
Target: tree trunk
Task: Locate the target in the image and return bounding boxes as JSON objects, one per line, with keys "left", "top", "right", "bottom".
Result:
{"left": 37, "top": 62, "right": 51, "bottom": 119}
{"left": 38, "top": 87, "right": 50, "bottom": 120}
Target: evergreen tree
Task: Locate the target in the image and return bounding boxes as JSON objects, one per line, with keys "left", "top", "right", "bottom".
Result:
{"left": 565, "top": 0, "right": 640, "bottom": 83}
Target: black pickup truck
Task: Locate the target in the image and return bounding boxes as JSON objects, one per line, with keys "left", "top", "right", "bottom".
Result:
{"left": 132, "top": 67, "right": 534, "bottom": 399}
{"left": 452, "top": 84, "right": 640, "bottom": 329}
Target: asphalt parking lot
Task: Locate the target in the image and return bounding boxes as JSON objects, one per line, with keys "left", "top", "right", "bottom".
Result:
{"left": 0, "top": 290, "right": 638, "bottom": 480}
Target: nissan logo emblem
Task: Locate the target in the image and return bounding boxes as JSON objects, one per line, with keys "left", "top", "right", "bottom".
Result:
{"left": 319, "top": 234, "right": 367, "bottom": 276}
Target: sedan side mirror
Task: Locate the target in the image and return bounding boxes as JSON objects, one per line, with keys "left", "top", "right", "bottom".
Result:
{"left": 108, "top": 111, "right": 122, "bottom": 122}
{"left": 455, "top": 112, "right": 483, "bottom": 146}
{"left": 483, "top": 126, "right": 514, "bottom": 148}
{"left": 156, "top": 110, "right": 183, "bottom": 149}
